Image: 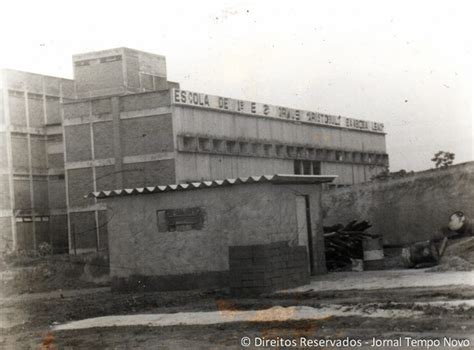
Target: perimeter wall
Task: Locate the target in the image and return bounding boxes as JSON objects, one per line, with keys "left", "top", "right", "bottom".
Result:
{"left": 322, "top": 162, "right": 474, "bottom": 246}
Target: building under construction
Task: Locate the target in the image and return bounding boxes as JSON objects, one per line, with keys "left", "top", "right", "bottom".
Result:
{"left": 0, "top": 47, "right": 389, "bottom": 254}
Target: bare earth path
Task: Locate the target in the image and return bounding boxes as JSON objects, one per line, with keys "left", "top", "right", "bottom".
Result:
{"left": 1, "top": 269, "right": 473, "bottom": 349}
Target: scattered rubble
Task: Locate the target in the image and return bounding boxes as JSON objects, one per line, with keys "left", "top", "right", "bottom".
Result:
{"left": 429, "top": 256, "right": 473, "bottom": 272}
{"left": 428, "top": 237, "right": 474, "bottom": 272}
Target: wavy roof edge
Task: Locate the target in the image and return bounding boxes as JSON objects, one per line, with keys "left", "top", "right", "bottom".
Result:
{"left": 86, "top": 174, "right": 337, "bottom": 199}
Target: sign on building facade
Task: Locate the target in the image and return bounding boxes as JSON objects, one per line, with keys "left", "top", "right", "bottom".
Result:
{"left": 171, "top": 89, "right": 385, "bottom": 133}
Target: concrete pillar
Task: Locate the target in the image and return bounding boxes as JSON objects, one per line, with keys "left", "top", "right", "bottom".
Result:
{"left": 24, "top": 90, "right": 37, "bottom": 251}
{"left": 112, "top": 97, "right": 123, "bottom": 188}
{"left": 2, "top": 77, "right": 17, "bottom": 250}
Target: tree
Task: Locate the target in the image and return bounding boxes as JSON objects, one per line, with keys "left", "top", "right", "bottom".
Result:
{"left": 431, "top": 151, "right": 455, "bottom": 169}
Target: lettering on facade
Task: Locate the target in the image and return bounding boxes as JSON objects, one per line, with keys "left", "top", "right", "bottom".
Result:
{"left": 172, "top": 89, "right": 384, "bottom": 133}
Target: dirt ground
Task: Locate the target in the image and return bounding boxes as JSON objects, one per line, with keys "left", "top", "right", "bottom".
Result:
{"left": 0, "top": 253, "right": 109, "bottom": 297}
{"left": 1, "top": 268, "right": 473, "bottom": 349}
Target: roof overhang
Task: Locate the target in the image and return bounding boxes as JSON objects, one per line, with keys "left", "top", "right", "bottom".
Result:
{"left": 86, "top": 174, "right": 337, "bottom": 199}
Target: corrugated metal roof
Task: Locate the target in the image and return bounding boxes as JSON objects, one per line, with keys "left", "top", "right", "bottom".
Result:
{"left": 87, "top": 174, "right": 337, "bottom": 199}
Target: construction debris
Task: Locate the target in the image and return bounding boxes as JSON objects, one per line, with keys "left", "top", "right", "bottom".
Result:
{"left": 402, "top": 240, "right": 440, "bottom": 268}
{"left": 428, "top": 256, "right": 473, "bottom": 272}
{"left": 323, "top": 220, "right": 376, "bottom": 271}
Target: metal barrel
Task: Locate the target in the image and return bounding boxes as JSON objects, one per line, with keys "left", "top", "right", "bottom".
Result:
{"left": 363, "top": 236, "right": 384, "bottom": 270}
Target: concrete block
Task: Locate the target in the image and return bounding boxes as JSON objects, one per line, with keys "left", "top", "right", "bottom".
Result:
{"left": 251, "top": 279, "right": 266, "bottom": 288}
{"left": 61, "top": 79, "right": 76, "bottom": 98}
{"left": 31, "top": 137, "right": 47, "bottom": 169}
{"left": 45, "top": 97, "right": 61, "bottom": 124}
{"left": 229, "top": 246, "right": 253, "bottom": 259}
{"left": 121, "top": 159, "right": 176, "bottom": 188}
{"left": 48, "top": 179, "right": 66, "bottom": 209}
{"left": 0, "top": 218, "right": 12, "bottom": 252}
{"left": 252, "top": 256, "right": 267, "bottom": 266}
{"left": 271, "top": 276, "right": 283, "bottom": 285}
{"left": 50, "top": 215, "right": 68, "bottom": 253}
{"left": 13, "top": 180, "right": 31, "bottom": 209}
{"left": 27, "top": 94, "right": 45, "bottom": 127}
{"left": 65, "top": 124, "right": 92, "bottom": 162}
{"left": 48, "top": 153, "right": 64, "bottom": 169}
{"left": 242, "top": 280, "right": 255, "bottom": 287}
{"left": 93, "top": 122, "right": 114, "bottom": 159}
{"left": 8, "top": 92, "right": 26, "bottom": 126}
{"left": 122, "top": 159, "right": 175, "bottom": 188}
{"left": 92, "top": 98, "right": 112, "bottom": 115}
{"left": 0, "top": 174, "right": 11, "bottom": 209}
{"left": 120, "top": 91, "right": 170, "bottom": 112}
{"left": 229, "top": 280, "right": 242, "bottom": 288}
{"left": 44, "top": 76, "right": 60, "bottom": 96}
{"left": 25, "top": 74, "right": 43, "bottom": 93}
{"left": 75, "top": 57, "right": 124, "bottom": 97}
{"left": 70, "top": 211, "right": 96, "bottom": 250}
{"left": 67, "top": 168, "right": 94, "bottom": 207}
{"left": 121, "top": 114, "right": 175, "bottom": 156}
{"left": 251, "top": 244, "right": 268, "bottom": 256}
{"left": 33, "top": 179, "right": 49, "bottom": 209}
{"left": 95, "top": 166, "right": 116, "bottom": 191}
{"left": 35, "top": 221, "right": 50, "bottom": 246}
{"left": 272, "top": 261, "right": 285, "bottom": 270}
{"left": 11, "top": 136, "right": 29, "bottom": 169}
{"left": 0, "top": 133, "right": 7, "bottom": 168}
{"left": 16, "top": 222, "right": 34, "bottom": 251}
{"left": 63, "top": 101, "right": 90, "bottom": 120}
{"left": 241, "top": 272, "right": 255, "bottom": 281}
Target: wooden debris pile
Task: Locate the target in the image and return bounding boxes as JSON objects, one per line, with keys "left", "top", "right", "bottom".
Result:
{"left": 324, "top": 220, "right": 375, "bottom": 271}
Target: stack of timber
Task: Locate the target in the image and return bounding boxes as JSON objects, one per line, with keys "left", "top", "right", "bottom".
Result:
{"left": 324, "top": 220, "right": 376, "bottom": 271}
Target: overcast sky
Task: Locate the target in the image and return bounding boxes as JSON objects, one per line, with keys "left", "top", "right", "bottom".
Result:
{"left": 1, "top": 0, "right": 472, "bottom": 171}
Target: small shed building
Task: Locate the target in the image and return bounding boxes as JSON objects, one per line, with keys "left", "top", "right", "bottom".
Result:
{"left": 88, "top": 174, "right": 336, "bottom": 291}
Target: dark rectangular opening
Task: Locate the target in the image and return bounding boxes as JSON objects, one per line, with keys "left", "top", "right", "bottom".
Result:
{"left": 182, "top": 136, "right": 196, "bottom": 150}
{"left": 226, "top": 141, "right": 237, "bottom": 153}
{"left": 157, "top": 208, "right": 205, "bottom": 232}
{"left": 302, "top": 160, "right": 312, "bottom": 174}
{"left": 304, "top": 195, "right": 315, "bottom": 274}
{"left": 263, "top": 144, "right": 272, "bottom": 156}
{"left": 239, "top": 142, "right": 249, "bottom": 154}
{"left": 198, "top": 138, "right": 210, "bottom": 151}
{"left": 294, "top": 160, "right": 301, "bottom": 174}
{"left": 312, "top": 161, "right": 321, "bottom": 175}
{"left": 275, "top": 145, "right": 284, "bottom": 157}
{"left": 212, "top": 139, "right": 223, "bottom": 152}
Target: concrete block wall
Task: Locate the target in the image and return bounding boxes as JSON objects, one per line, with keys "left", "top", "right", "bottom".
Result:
{"left": 63, "top": 91, "right": 176, "bottom": 196}
{"left": 1, "top": 49, "right": 178, "bottom": 253}
{"left": 0, "top": 69, "right": 75, "bottom": 253}
{"left": 49, "top": 215, "right": 68, "bottom": 253}
{"left": 229, "top": 241, "right": 310, "bottom": 296}
{"left": 73, "top": 48, "right": 168, "bottom": 98}
{"left": 106, "top": 181, "right": 325, "bottom": 292}
{"left": 63, "top": 90, "right": 175, "bottom": 253}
